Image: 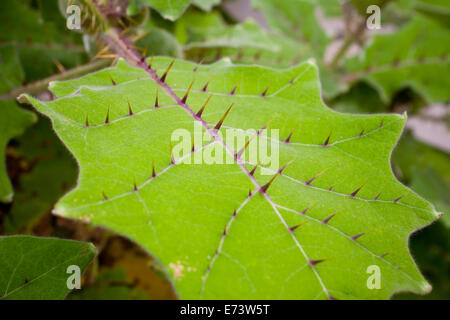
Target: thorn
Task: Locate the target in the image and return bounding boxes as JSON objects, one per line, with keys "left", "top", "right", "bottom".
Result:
{"left": 109, "top": 75, "right": 116, "bottom": 85}
{"left": 322, "top": 213, "right": 336, "bottom": 224}
{"left": 309, "top": 259, "right": 329, "bottom": 266}
{"left": 127, "top": 97, "right": 133, "bottom": 116}
{"left": 142, "top": 45, "right": 149, "bottom": 58}
{"left": 93, "top": 45, "right": 110, "bottom": 60}
{"left": 374, "top": 192, "right": 381, "bottom": 200}
{"left": 105, "top": 107, "right": 110, "bottom": 124}
{"left": 196, "top": 95, "right": 212, "bottom": 118}
{"left": 154, "top": 89, "right": 159, "bottom": 108}
{"left": 349, "top": 184, "right": 364, "bottom": 197}
{"left": 53, "top": 59, "right": 65, "bottom": 73}
{"left": 134, "top": 179, "right": 138, "bottom": 192}
{"left": 261, "top": 81, "right": 273, "bottom": 96}
{"left": 223, "top": 227, "right": 227, "bottom": 237}
{"left": 152, "top": 161, "right": 156, "bottom": 178}
{"left": 305, "top": 170, "right": 326, "bottom": 186}
{"left": 230, "top": 78, "right": 241, "bottom": 95}
{"left": 160, "top": 60, "right": 175, "bottom": 83}
{"left": 278, "top": 160, "right": 293, "bottom": 175}
{"left": 131, "top": 31, "right": 149, "bottom": 43}
{"left": 147, "top": 53, "right": 154, "bottom": 69}
{"left": 214, "top": 103, "right": 233, "bottom": 131}
{"left": 169, "top": 142, "right": 175, "bottom": 165}
{"left": 328, "top": 295, "right": 338, "bottom": 300}
{"left": 182, "top": 80, "right": 194, "bottom": 104}
{"left": 85, "top": 114, "right": 89, "bottom": 127}
{"left": 249, "top": 162, "right": 260, "bottom": 176}
{"left": 328, "top": 186, "right": 334, "bottom": 191}
{"left": 359, "top": 129, "right": 364, "bottom": 137}
{"left": 257, "top": 120, "right": 272, "bottom": 135}
{"left": 289, "top": 222, "right": 307, "bottom": 232}
{"left": 96, "top": 54, "right": 118, "bottom": 60}
{"left": 102, "top": 191, "right": 108, "bottom": 201}
{"left": 232, "top": 209, "right": 237, "bottom": 217}
{"left": 323, "top": 130, "right": 332, "bottom": 146}
{"left": 259, "top": 161, "right": 292, "bottom": 193}
{"left": 284, "top": 127, "right": 295, "bottom": 143}
{"left": 202, "top": 79, "right": 210, "bottom": 92}
{"left": 379, "top": 253, "right": 389, "bottom": 258}
{"left": 193, "top": 58, "right": 204, "bottom": 72}
{"left": 299, "top": 206, "right": 310, "bottom": 215}
{"left": 259, "top": 174, "right": 277, "bottom": 194}
{"left": 379, "top": 119, "right": 384, "bottom": 128}
{"left": 248, "top": 186, "right": 252, "bottom": 197}
{"left": 393, "top": 195, "right": 404, "bottom": 203}
{"left": 235, "top": 134, "right": 257, "bottom": 159}
{"left": 351, "top": 232, "right": 366, "bottom": 240}
{"left": 191, "top": 141, "right": 195, "bottom": 152}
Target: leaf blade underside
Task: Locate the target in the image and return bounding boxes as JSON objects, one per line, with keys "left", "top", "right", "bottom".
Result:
{"left": 22, "top": 57, "right": 439, "bottom": 299}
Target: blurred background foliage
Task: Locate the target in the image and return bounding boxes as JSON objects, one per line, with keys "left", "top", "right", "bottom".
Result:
{"left": 0, "top": 0, "right": 448, "bottom": 299}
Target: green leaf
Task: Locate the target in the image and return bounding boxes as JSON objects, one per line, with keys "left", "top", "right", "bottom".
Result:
{"left": 0, "top": 100, "right": 36, "bottom": 202}
{"left": 176, "top": 12, "right": 309, "bottom": 68}
{"left": 0, "top": 0, "right": 87, "bottom": 84}
{"left": 192, "top": 0, "right": 220, "bottom": 11}
{"left": 251, "top": 0, "right": 330, "bottom": 58}
{"left": 0, "top": 235, "right": 96, "bottom": 300}
{"left": 345, "top": 16, "right": 450, "bottom": 103}
{"left": 22, "top": 57, "right": 439, "bottom": 299}
{"left": 317, "top": 0, "right": 342, "bottom": 17}
{"left": 249, "top": 0, "right": 346, "bottom": 98}
{"left": 140, "top": 0, "right": 219, "bottom": 21}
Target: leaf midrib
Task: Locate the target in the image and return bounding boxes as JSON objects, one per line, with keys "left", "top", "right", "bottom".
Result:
{"left": 102, "top": 33, "right": 332, "bottom": 298}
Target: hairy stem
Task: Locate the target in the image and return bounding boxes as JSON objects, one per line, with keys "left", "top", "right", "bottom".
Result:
{"left": 1, "top": 59, "right": 110, "bottom": 100}
{"left": 329, "top": 18, "right": 367, "bottom": 69}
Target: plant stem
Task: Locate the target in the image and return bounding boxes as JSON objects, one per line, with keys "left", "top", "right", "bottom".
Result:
{"left": 329, "top": 18, "right": 367, "bottom": 69}
{"left": 0, "top": 59, "right": 110, "bottom": 100}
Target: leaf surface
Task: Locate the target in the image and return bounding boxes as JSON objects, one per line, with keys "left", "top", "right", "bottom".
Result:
{"left": 0, "top": 236, "right": 96, "bottom": 299}
{"left": 22, "top": 57, "right": 439, "bottom": 299}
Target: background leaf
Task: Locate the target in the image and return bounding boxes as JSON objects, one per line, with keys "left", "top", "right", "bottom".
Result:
{"left": 0, "top": 100, "right": 36, "bottom": 202}
{"left": 0, "top": 235, "right": 96, "bottom": 299}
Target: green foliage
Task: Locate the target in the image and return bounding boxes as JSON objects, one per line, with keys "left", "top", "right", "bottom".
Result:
{"left": 0, "top": 100, "right": 36, "bottom": 202}
{"left": 0, "top": 0, "right": 87, "bottom": 84}
{"left": 3, "top": 116, "right": 78, "bottom": 233}
{"left": 251, "top": 0, "right": 330, "bottom": 58}
{"left": 138, "top": 0, "right": 219, "bottom": 21}
{"left": 345, "top": 16, "right": 450, "bottom": 103}
{"left": 0, "top": 235, "right": 96, "bottom": 299}
{"left": 176, "top": 11, "right": 308, "bottom": 67}
{"left": 22, "top": 57, "right": 439, "bottom": 299}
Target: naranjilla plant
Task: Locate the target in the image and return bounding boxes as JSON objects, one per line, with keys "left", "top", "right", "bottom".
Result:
{"left": 0, "top": 0, "right": 448, "bottom": 302}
